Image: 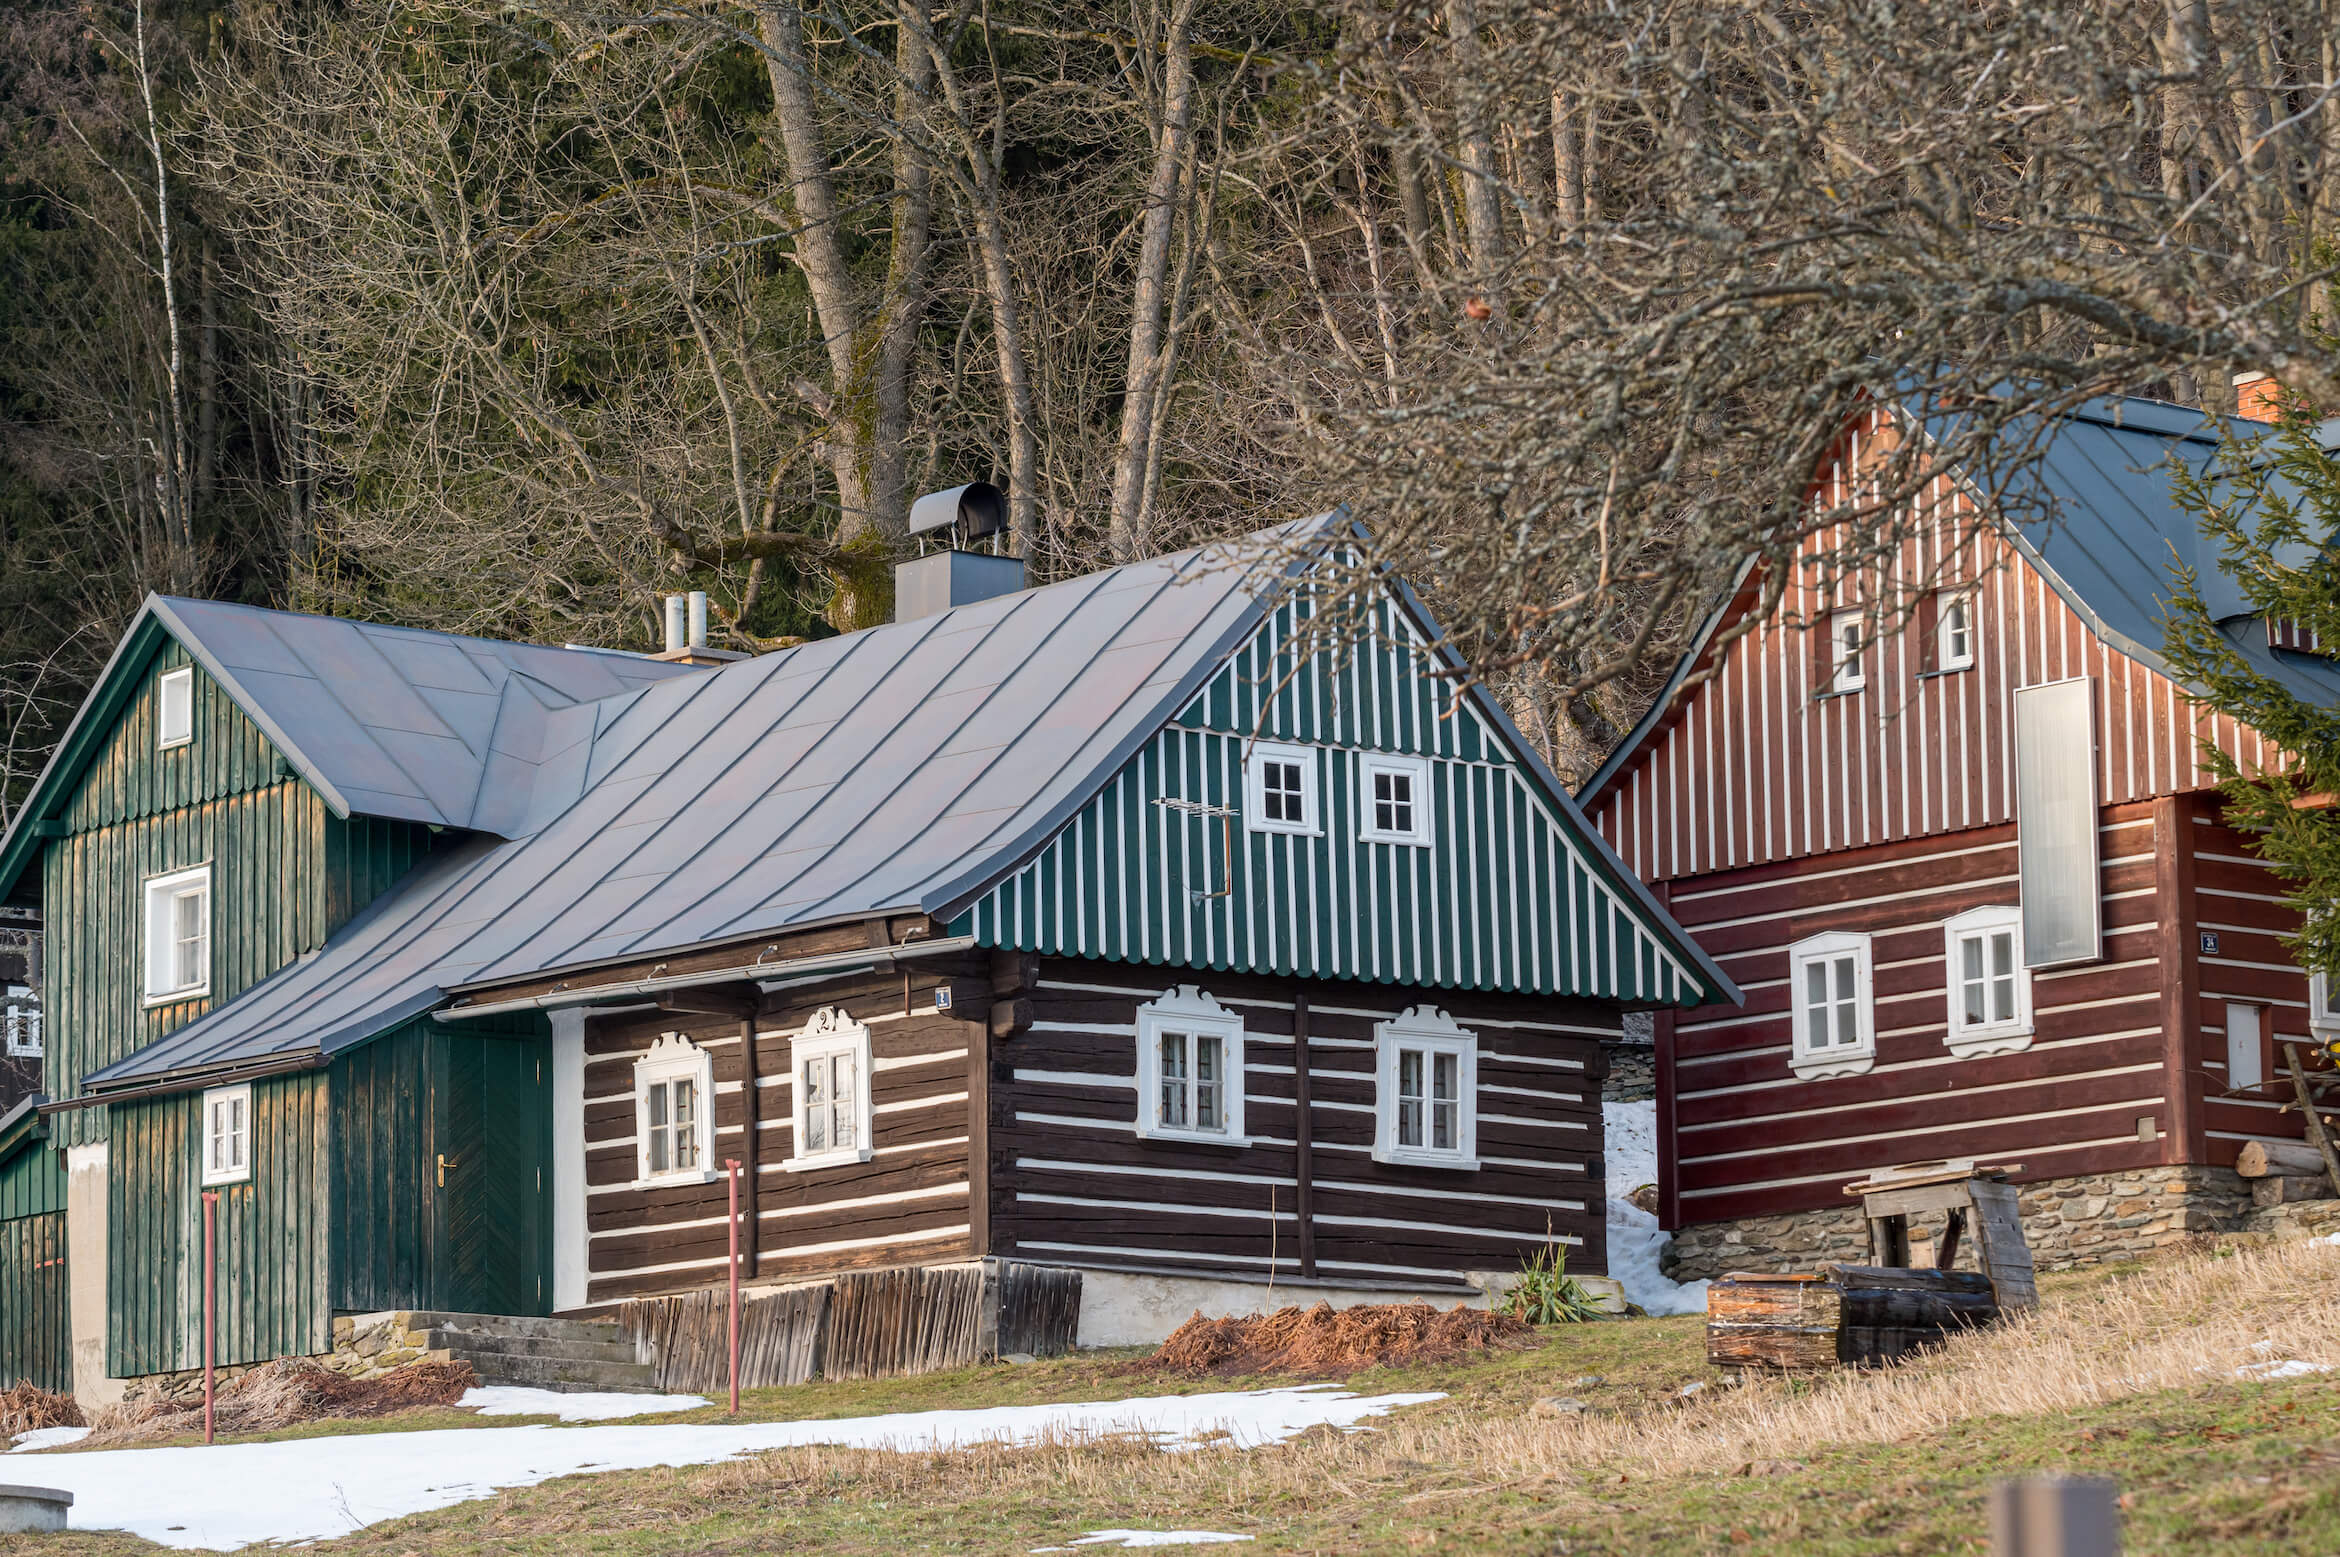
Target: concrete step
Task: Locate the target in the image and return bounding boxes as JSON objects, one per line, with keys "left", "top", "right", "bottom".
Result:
{"left": 420, "top": 1328, "right": 641, "bottom": 1367}
{"left": 390, "top": 1310, "right": 625, "bottom": 1344}
{"left": 460, "top": 1352, "right": 661, "bottom": 1393}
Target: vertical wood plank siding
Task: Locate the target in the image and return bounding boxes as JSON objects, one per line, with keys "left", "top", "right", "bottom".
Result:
{"left": 0, "top": 1141, "right": 65, "bottom": 1221}
{"left": 579, "top": 965, "right": 983, "bottom": 1305}
{"left": 993, "top": 959, "right": 1611, "bottom": 1286}
{"left": 0, "top": 1211, "right": 70, "bottom": 1391}
{"left": 42, "top": 643, "right": 434, "bottom": 1148}
{"left": 107, "top": 1072, "right": 332, "bottom": 1375}
{"left": 1590, "top": 412, "right": 2269, "bottom": 884}
{"left": 955, "top": 595, "right": 1696, "bottom": 1004}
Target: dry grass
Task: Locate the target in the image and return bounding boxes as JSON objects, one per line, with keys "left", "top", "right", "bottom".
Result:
{"left": 1141, "top": 1300, "right": 1537, "bottom": 1377}
{"left": 78, "top": 1357, "right": 479, "bottom": 1447}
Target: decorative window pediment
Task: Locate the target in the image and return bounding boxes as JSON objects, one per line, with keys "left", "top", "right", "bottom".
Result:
{"left": 1944, "top": 905, "right": 2033, "bottom": 1057}
{"left": 1373, "top": 1006, "right": 1479, "bottom": 1169}
{"left": 789, "top": 1006, "right": 874, "bottom": 1171}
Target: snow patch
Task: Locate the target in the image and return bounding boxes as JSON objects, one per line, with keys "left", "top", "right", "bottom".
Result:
{"left": 9, "top": 1426, "right": 92, "bottom": 1453}
{"left": 1032, "top": 1533, "right": 1253, "bottom": 1550}
{"left": 1604, "top": 1098, "right": 1709, "bottom": 1316}
{"left": 25, "top": 1384, "right": 1440, "bottom": 1550}
{"left": 461, "top": 1386, "right": 709, "bottom": 1422}
{"left": 2237, "top": 1359, "right": 2333, "bottom": 1380}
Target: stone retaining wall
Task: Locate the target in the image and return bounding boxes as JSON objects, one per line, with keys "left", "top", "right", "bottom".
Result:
{"left": 1660, "top": 1166, "right": 2253, "bottom": 1283}
{"left": 326, "top": 1313, "right": 454, "bottom": 1381}
{"left": 1602, "top": 1042, "right": 1656, "bottom": 1103}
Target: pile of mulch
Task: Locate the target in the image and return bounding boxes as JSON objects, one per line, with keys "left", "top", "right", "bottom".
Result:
{"left": 0, "top": 1381, "right": 84, "bottom": 1437}
{"left": 82, "top": 1356, "right": 478, "bottom": 1446}
{"left": 1138, "top": 1301, "right": 1537, "bottom": 1378}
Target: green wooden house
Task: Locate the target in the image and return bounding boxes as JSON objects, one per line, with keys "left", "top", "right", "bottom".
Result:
{"left": 2, "top": 516, "right": 1734, "bottom": 1402}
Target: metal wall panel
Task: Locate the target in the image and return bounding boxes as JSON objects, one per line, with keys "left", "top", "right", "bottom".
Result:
{"left": 2015, "top": 677, "right": 2103, "bottom": 968}
{"left": 106, "top": 1072, "right": 332, "bottom": 1377}
{"left": 952, "top": 595, "right": 1693, "bottom": 1004}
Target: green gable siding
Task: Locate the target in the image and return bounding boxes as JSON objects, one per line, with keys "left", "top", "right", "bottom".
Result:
{"left": 42, "top": 642, "right": 437, "bottom": 1147}
{"left": 107, "top": 1071, "right": 331, "bottom": 1376}
{"left": 952, "top": 592, "right": 1701, "bottom": 1004}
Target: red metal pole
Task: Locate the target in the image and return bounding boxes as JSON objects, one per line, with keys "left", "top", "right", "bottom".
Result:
{"left": 202, "top": 1190, "right": 218, "bottom": 1445}
{"left": 725, "top": 1158, "right": 742, "bottom": 1414}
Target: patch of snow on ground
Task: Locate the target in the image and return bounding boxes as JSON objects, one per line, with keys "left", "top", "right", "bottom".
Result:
{"left": 2238, "top": 1359, "right": 2333, "bottom": 1380}
{"left": 462, "top": 1386, "right": 709, "bottom": 1421}
{"left": 9, "top": 1426, "right": 91, "bottom": 1452}
{"left": 1032, "top": 1532, "right": 1254, "bottom": 1550}
{"left": 1604, "top": 1098, "right": 1708, "bottom": 1317}
{"left": 27, "top": 1384, "right": 1440, "bottom": 1551}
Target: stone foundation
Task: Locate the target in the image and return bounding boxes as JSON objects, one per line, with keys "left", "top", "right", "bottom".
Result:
{"left": 1602, "top": 1041, "right": 1656, "bottom": 1103}
{"left": 325, "top": 1313, "right": 455, "bottom": 1381}
{"left": 1660, "top": 1165, "right": 2253, "bottom": 1283}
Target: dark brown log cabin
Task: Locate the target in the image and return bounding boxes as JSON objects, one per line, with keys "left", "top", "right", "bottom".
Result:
{"left": 1578, "top": 393, "right": 2334, "bottom": 1276}
{"left": 45, "top": 512, "right": 1730, "bottom": 1376}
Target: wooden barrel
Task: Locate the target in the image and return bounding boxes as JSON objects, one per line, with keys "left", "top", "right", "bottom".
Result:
{"left": 1706, "top": 1265, "right": 2001, "bottom": 1372}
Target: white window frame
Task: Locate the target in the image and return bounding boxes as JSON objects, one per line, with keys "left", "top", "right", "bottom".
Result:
{"left": 1357, "top": 752, "right": 1434, "bottom": 847}
{"left": 1942, "top": 905, "right": 2033, "bottom": 1056}
{"left": 142, "top": 864, "right": 212, "bottom": 1005}
{"left": 1788, "top": 930, "right": 1876, "bottom": 1079}
{"left": 1829, "top": 611, "right": 1867, "bottom": 693}
{"left": 633, "top": 1032, "right": 717, "bottom": 1186}
{"left": 2311, "top": 971, "right": 2340, "bottom": 1044}
{"left": 201, "top": 1083, "right": 252, "bottom": 1187}
{"left": 2, "top": 985, "right": 37, "bottom": 1059}
{"left": 1243, "top": 740, "right": 1321, "bottom": 837}
{"left": 1937, "top": 590, "right": 1976, "bottom": 672}
{"left": 157, "top": 666, "right": 194, "bottom": 750}
{"left": 1372, "top": 1006, "right": 1480, "bottom": 1170}
{"left": 788, "top": 1007, "right": 875, "bottom": 1171}
{"left": 1136, "top": 985, "right": 1248, "bottom": 1145}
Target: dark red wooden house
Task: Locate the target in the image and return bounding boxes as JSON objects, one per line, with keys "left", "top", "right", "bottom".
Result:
{"left": 1578, "top": 389, "right": 2339, "bottom": 1276}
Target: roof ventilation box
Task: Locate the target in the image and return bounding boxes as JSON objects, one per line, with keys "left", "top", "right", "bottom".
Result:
{"left": 897, "top": 482, "right": 1023, "bottom": 622}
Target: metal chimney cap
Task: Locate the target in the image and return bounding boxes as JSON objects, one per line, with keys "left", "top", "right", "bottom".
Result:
{"left": 908, "top": 482, "right": 1007, "bottom": 541}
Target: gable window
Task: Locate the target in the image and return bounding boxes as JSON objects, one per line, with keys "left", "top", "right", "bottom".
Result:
{"left": 634, "top": 1032, "right": 716, "bottom": 1185}
{"left": 1372, "top": 1006, "right": 1479, "bottom": 1169}
{"left": 1938, "top": 592, "right": 1976, "bottom": 672}
{"left": 1788, "top": 930, "right": 1875, "bottom": 1078}
{"left": 1829, "top": 612, "right": 1866, "bottom": 693}
{"left": 142, "top": 865, "right": 211, "bottom": 1004}
{"left": 1943, "top": 905, "right": 2033, "bottom": 1056}
{"left": 1358, "top": 753, "right": 1433, "bottom": 846}
{"left": 202, "top": 1083, "right": 252, "bottom": 1187}
{"left": 158, "top": 666, "right": 194, "bottom": 750}
{"left": 2, "top": 986, "right": 37, "bottom": 1059}
{"left": 789, "top": 1007, "right": 874, "bottom": 1170}
{"left": 1244, "top": 740, "right": 1320, "bottom": 836}
{"left": 1136, "top": 986, "right": 1247, "bottom": 1144}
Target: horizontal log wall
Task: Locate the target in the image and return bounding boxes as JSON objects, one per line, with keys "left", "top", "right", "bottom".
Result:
{"left": 1663, "top": 808, "right": 2178, "bottom": 1227}
{"left": 2189, "top": 798, "right": 2316, "bottom": 1163}
{"left": 580, "top": 962, "right": 983, "bottom": 1305}
{"left": 992, "top": 957, "right": 1613, "bottom": 1288}
{"left": 1590, "top": 411, "right": 2270, "bottom": 885}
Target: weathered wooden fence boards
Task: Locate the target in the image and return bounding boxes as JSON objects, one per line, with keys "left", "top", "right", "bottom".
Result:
{"left": 0, "top": 1212, "right": 71, "bottom": 1392}
{"left": 619, "top": 1262, "right": 1084, "bottom": 1390}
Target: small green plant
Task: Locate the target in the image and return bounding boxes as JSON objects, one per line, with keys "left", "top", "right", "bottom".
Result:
{"left": 1505, "top": 1240, "right": 1608, "bottom": 1325}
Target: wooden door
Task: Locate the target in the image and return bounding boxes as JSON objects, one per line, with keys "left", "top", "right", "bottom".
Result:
{"left": 431, "top": 1035, "right": 552, "bottom": 1317}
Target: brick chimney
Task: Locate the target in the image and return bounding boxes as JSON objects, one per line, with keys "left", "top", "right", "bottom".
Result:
{"left": 2233, "top": 371, "right": 2282, "bottom": 424}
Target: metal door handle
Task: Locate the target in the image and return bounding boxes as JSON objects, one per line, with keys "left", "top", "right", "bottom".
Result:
{"left": 438, "top": 1153, "right": 458, "bottom": 1186}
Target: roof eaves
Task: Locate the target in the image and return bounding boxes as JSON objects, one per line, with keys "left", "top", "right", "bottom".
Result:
{"left": 0, "top": 1093, "right": 47, "bottom": 1163}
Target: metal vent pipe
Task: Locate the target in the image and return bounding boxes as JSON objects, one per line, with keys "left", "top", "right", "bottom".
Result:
{"left": 663, "top": 595, "right": 688, "bottom": 653}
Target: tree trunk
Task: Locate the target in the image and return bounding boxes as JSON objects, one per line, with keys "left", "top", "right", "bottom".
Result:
{"left": 1444, "top": 0, "right": 1506, "bottom": 292}
{"left": 1107, "top": 0, "right": 1198, "bottom": 562}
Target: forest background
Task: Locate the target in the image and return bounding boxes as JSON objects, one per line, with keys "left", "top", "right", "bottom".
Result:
{"left": 3, "top": 0, "right": 2338, "bottom": 821}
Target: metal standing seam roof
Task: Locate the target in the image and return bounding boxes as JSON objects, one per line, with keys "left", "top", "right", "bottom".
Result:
{"left": 86, "top": 520, "right": 1347, "bottom": 1087}
{"left": 1580, "top": 396, "right": 2340, "bottom": 805}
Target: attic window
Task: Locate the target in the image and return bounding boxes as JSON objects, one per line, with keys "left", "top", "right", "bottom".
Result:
{"left": 1244, "top": 741, "right": 1320, "bottom": 836}
{"left": 158, "top": 667, "right": 194, "bottom": 750}
{"left": 1829, "top": 612, "right": 1866, "bottom": 693}
{"left": 1938, "top": 592, "right": 1976, "bottom": 671}
{"left": 1358, "top": 753, "right": 1433, "bottom": 846}
{"left": 2268, "top": 617, "right": 2322, "bottom": 654}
